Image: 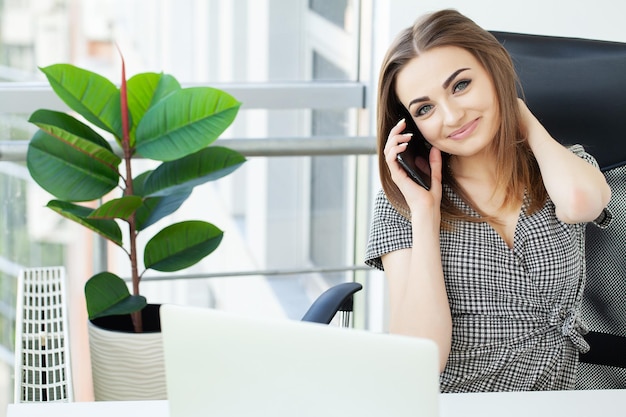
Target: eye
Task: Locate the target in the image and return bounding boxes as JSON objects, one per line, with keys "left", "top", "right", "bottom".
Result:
{"left": 453, "top": 79, "right": 471, "bottom": 93}
{"left": 416, "top": 104, "right": 433, "bottom": 116}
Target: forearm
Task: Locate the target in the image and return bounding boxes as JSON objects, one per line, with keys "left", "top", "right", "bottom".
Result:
{"left": 383, "top": 217, "right": 451, "bottom": 371}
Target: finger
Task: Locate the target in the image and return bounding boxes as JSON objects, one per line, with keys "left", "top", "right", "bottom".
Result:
{"left": 385, "top": 134, "right": 412, "bottom": 166}
{"left": 385, "top": 118, "right": 407, "bottom": 149}
{"left": 385, "top": 128, "right": 412, "bottom": 158}
{"left": 390, "top": 118, "right": 407, "bottom": 135}
{"left": 428, "top": 146, "right": 443, "bottom": 186}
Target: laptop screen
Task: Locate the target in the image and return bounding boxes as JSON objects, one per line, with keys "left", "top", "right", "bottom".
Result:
{"left": 160, "top": 304, "right": 440, "bottom": 417}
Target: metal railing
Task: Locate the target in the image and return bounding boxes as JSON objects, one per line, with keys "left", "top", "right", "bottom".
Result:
{"left": 0, "top": 136, "right": 376, "bottom": 161}
{"left": 0, "top": 81, "right": 368, "bottom": 113}
{"left": 137, "top": 264, "right": 373, "bottom": 283}
{"left": 0, "top": 81, "right": 376, "bottom": 161}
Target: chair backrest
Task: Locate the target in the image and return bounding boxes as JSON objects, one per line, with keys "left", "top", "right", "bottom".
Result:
{"left": 14, "top": 267, "right": 74, "bottom": 402}
{"left": 492, "top": 31, "right": 626, "bottom": 389}
{"left": 492, "top": 31, "right": 626, "bottom": 170}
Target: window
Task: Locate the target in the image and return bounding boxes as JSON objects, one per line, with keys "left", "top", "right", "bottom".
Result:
{"left": 0, "top": 1, "right": 378, "bottom": 405}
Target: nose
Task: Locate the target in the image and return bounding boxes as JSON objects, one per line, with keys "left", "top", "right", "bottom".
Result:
{"left": 440, "top": 100, "right": 464, "bottom": 126}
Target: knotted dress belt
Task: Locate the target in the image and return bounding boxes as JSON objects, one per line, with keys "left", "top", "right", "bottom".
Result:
{"left": 549, "top": 304, "right": 590, "bottom": 353}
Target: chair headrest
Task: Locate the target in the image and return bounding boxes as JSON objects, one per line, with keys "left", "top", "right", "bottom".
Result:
{"left": 491, "top": 31, "right": 626, "bottom": 170}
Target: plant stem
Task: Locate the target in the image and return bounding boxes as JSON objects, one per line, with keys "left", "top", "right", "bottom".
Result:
{"left": 119, "top": 52, "right": 143, "bottom": 333}
{"left": 126, "top": 169, "right": 142, "bottom": 333}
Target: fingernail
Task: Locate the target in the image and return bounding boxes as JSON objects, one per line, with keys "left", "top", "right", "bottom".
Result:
{"left": 397, "top": 118, "right": 405, "bottom": 125}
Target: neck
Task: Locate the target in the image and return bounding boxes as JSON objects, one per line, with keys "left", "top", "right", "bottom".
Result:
{"left": 448, "top": 152, "right": 498, "bottom": 183}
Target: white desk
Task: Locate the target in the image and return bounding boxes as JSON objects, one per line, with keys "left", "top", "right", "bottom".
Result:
{"left": 7, "top": 399, "right": 169, "bottom": 417}
{"left": 440, "top": 389, "right": 626, "bottom": 416}
{"left": 7, "top": 389, "right": 626, "bottom": 416}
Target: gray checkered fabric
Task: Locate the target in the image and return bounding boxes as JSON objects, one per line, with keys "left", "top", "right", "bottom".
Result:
{"left": 365, "top": 146, "right": 612, "bottom": 392}
{"left": 577, "top": 164, "right": 626, "bottom": 389}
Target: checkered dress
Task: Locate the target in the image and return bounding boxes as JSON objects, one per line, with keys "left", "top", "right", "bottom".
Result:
{"left": 365, "top": 145, "right": 612, "bottom": 393}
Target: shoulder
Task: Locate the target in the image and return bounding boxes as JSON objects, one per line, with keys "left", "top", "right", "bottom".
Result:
{"left": 370, "top": 189, "right": 414, "bottom": 231}
{"left": 365, "top": 189, "right": 412, "bottom": 270}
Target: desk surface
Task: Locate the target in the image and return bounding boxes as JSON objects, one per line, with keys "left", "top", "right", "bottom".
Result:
{"left": 441, "top": 389, "right": 625, "bottom": 416}
{"left": 7, "top": 389, "right": 626, "bottom": 417}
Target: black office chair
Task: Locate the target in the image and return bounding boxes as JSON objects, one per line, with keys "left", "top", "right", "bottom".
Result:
{"left": 491, "top": 31, "right": 626, "bottom": 389}
{"left": 301, "top": 282, "right": 362, "bottom": 326}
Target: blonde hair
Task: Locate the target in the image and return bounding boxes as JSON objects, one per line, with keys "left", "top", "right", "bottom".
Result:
{"left": 376, "top": 9, "right": 546, "bottom": 225}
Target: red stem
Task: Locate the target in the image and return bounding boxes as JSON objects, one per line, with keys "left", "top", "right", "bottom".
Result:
{"left": 118, "top": 47, "right": 143, "bottom": 333}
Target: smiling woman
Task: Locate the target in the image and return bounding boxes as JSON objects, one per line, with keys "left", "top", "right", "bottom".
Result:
{"left": 365, "top": 8, "right": 612, "bottom": 393}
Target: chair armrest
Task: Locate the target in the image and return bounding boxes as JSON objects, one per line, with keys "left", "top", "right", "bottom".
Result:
{"left": 301, "top": 282, "right": 363, "bottom": 324}
{"left": 580, "top": 331, "right": 626, "bottom": 368}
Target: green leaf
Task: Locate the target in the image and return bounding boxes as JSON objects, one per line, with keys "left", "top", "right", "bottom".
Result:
{"left": 135, "top": 87, "right": 241, "bottom": 161}
{"left": 26, "top": 120, "right": 120, "bottom": 202}
{"left": 142, "top": 146, "right": 246, "bottom": 198}
{"left": 29, "top": 109, "right": 119, "bottom": 158}
{"left": 135, "top": 193, "right": 192, "bottom": 230}
{"left": 40, "top": 64, "right": 123, "bottom": 138}
{"left": 133, "top": 171, "right": 192, "bottom": 230}
{"left": 85, "top": 272, "right": 147, "bottom": 319}
{"left": 144, "top": 221, "right": 223, "bottom": 272}
{"left": 127, "top": 72, "right": 181, "bottom": 147}
{"left": 47, "top": 200, "right": 123, "bottom": 246}
{"left": 90, "top": 196, "right": 144, "bottom": 221}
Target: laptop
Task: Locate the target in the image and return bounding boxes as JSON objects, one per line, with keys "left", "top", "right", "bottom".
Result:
{"left": 160, "top": 304, "right": 440, "bottom": 417}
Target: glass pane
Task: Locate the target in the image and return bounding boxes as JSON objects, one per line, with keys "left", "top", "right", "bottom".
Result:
{"left": 309, "top": 50, "right": 351, "bottom": 285}
{"left": 309, "top": 0, "right": 350, "bottom": 30}
{"left": 0, "top": 0, "right": 372, "bottom": 405}
{"left": 0, "top": 0, "right": 360, "bottom": 83}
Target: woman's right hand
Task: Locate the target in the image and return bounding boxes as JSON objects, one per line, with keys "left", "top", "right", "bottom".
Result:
{"left": 384, "top": 118, "right": 443, "bottom": 217}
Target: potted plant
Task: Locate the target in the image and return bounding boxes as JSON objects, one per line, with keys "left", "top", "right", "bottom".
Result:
{"left": 25, "top": 57, "right": 244, "bottom": 399}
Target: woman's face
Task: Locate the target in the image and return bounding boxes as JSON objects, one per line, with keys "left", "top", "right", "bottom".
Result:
{"left": 395, "top": 46, "right": 499, "bottom": 158}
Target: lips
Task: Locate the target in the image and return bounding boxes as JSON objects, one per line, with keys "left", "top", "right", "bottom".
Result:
{"left": 448, "top": 118, "right": 479, "bottom": 140}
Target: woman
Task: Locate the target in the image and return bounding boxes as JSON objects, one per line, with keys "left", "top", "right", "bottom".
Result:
{"left": 365, "top": 9, "right": 612, "bottom": 392}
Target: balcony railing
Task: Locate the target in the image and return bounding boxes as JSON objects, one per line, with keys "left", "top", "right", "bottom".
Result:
{"left": 0, "top": 81, "right": 367, "bottom": 112}
{"left": 1, "top": 81, "right": 376, "bottom": 160}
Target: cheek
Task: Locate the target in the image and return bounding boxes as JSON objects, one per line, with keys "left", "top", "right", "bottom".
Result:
{"left": 415, "top": 119, "right": 440, "bottom": 143}
{"left": 476, "top": 89, "right": 499, "bottom": 134}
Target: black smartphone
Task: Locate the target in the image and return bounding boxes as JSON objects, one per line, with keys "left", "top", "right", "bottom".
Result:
{"left": 396, "top": 116, "right": 431, "bottom": 190}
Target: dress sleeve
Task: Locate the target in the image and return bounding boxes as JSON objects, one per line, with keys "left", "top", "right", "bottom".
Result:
{"left": 364, "top": 189, "right": 413, "bottom": 270}
{"left": 568, "top": 144, "right": 613, "bottom": 228}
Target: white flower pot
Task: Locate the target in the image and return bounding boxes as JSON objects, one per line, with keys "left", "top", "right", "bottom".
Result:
{"left": 87, "top": 305, "right": 167, "bottom": 401}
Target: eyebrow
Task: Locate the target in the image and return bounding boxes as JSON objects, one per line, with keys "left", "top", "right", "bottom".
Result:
{"left": 407, "top": 67, "right": 471, "bottom": 110}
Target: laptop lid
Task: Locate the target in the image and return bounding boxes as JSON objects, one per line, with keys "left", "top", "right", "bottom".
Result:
{"left": 160, "top": 304, "right": 440, "bottom": 417}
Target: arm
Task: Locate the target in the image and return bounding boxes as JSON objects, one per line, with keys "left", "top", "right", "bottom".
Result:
{"left": 519, "top": 99, "right": 611, "bottom": 224}
{"left": 382, "top": 119, "right": 452, "bottom": 371}
{"left": 382, "top": 226, "right": 451, "bottom": 372}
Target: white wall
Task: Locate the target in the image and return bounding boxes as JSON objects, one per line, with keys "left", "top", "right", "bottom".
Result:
{"left": 383, "top": 0, "right": 625, "bottom": 42}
